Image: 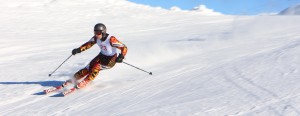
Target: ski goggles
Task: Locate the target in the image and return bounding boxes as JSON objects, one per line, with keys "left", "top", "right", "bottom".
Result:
{"left": 94, "top": 30, "right": 102, "bottom": 35}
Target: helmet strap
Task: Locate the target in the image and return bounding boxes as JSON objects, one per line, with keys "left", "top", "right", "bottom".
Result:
{"left": 101, "top": 33, "right": 108, "bottom": 41}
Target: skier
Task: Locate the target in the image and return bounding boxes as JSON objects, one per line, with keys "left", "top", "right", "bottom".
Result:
{"left": 64, "top": 23, "right": 127, "bottom": 89}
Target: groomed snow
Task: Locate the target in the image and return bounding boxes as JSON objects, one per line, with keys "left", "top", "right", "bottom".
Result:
{"left": 1, "top": 0, "right": 300, "bottom": 115}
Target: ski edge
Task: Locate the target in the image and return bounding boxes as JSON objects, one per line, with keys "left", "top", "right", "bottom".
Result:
{"left": 44, "top": 86, "right": 63, "bottom": 94}
{"left": 62, "top": 88, "right": 76, "bottom": 96}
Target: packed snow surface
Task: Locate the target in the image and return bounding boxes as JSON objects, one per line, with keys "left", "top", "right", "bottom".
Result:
{"left": 1, "top": 0, "right": 300, "bottom": 115}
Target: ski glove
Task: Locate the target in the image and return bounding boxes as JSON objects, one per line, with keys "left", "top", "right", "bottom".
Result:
{"left": 72, "top": 48, "right": 81, "bottom": 55}
{"left": 115, "top": 53, "right": 124, "bottom": 63}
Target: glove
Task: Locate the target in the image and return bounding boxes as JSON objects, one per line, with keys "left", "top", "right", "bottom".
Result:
{"left": 72, "top": 48, "right": 81, "bottom": 55}
{"left": 115, "top": 53, "right": 124, "bottom": 63}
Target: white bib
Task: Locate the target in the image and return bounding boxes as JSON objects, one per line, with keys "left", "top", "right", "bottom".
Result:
{"left": 96, "top": 35, "right": 117, "bottom": 56}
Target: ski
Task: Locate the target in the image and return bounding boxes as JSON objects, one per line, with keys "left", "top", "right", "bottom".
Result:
{"left": 44, "top": 86, "right": 63, "bottom": 94}
{"left": 62, "top": 87, "right": 76, "bottom": 96}
{"left": 44, "top": 80, "right": 72, "bottom": 94}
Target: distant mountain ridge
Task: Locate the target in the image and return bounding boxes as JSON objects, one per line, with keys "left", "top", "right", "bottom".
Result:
{"left": 279, "top": 4, "right": 300, "bottom": 15}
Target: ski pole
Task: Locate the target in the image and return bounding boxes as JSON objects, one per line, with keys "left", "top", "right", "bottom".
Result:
{"left": 49, "top": 54, "right": 73, "bottom": 77}
{"left": 123, "top": 62, "right": 152, "bottom": 75}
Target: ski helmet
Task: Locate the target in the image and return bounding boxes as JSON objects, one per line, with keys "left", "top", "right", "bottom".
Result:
{"left": 94, "top": 23, "right": 106, "bottom": 35}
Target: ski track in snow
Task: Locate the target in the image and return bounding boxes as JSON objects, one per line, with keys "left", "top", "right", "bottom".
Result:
{"left": 1, "top": 0, "right": 300, "bottom": 115}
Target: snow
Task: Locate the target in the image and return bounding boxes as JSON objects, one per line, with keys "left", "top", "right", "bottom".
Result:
{"left": 1, "top": 0, "right": 300, "bottom": 115}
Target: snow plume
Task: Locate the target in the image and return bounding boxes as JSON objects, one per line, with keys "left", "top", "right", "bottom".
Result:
{"left": 279, "top": 3, "right": 300, "bottom": 15}
{"left": 191, "top": 4, "right": 223, "bottom": 15}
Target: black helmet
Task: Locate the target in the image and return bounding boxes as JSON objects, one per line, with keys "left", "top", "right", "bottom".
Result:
{"left": 94, "top": 23, "right": 106, "bottom": 35}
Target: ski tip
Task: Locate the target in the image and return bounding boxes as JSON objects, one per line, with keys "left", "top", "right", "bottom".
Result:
{"left": 149, "top": 72, "right": 152, "bottom": 75}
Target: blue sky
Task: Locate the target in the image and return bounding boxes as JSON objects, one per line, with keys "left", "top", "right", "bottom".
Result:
{"left": 127, "top": 0, "right": 300, "bottom": 15}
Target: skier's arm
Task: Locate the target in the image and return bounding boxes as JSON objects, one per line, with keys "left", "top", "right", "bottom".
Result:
{"left": 72, "top": 37, "right": 96, "bottom": 55}
{"left": 110, "top": 36, "right": 127, "bottom": 56}
{"left": 79, "top": 37, "right": 96, "bottom": 52}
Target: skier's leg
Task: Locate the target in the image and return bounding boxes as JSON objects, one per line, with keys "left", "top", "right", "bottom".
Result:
{"left": 74, "top": 53, "right": 116, "bottom": 89}
{"left": 74, "top": 68, "right": 89, "bottom": 80}
{"left": 76, "top": 63, "right": 100, "bottom": 89}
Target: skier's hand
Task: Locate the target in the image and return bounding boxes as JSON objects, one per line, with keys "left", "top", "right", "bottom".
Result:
{"left": 115, "top": 53, "right": 124, "bottom": 63}
{"left": 72, "top": 48, "right": 81, "bottom": 55}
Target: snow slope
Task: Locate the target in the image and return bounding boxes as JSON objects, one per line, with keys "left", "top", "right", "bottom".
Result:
{"left": 1, "top": 0, "right": 300, "bottom": 115}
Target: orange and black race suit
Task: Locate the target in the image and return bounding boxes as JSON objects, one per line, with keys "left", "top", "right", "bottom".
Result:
{"left": 74, "top": 34, "right": 127, "bottom": 87}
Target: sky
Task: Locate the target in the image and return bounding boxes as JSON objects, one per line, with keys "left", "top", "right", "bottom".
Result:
{"left": 127, "top": 0, "right": 300, "bottom": 15}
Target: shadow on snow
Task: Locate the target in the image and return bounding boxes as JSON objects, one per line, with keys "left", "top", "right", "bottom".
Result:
{"left": 0, "top": 81, "right": 64, "bottom": 87}
{"left": 0, "top": 81, "right": 64, "bottom": 95}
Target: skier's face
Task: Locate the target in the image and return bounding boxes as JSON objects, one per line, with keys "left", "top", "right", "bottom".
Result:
{"left": 94, "top": 30, "right": 102, "bottom": 39}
